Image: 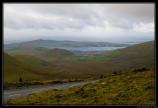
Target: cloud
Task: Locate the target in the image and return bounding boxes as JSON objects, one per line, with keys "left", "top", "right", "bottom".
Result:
{"left": 4, "top": 4, "right": 101, "bottom": 30}
{"left": 132, "top": 22, "right": 154, "bottom": 33}
{"left": 3, "top": 3, "right": 155, "bottom": 43}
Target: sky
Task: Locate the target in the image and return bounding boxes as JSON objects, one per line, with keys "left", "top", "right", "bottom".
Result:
{"left": 3, "top": 3, "right": 155, "bottom": 44}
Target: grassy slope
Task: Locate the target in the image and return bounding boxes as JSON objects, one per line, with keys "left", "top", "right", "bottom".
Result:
{"left": 3, "top": 53, "right": 65, "bottom": 83}
{"left": 3, "top": 53, "right": 40, "bottom": 83}
{"left": 5, "top": 68, "right": 155, "bottom": 105}
{"left": 101, "top": 41, "right": 155, "bottom": 68}
{"left": 13, "top": 54, "right": 51, "bottom": 66}
{"left": 5, "top": 46, "right": 48, "bottom": 55}
{"left": 35, "top": 48, "right": 75, "bottom": 62}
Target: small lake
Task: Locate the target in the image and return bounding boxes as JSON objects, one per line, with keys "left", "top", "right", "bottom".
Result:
{"left": 61, "top": 47, "right": 126, "bottom": 52}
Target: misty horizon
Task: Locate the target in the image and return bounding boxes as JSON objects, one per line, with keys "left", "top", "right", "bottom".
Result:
{"left": 3, "top": 3, "right": 155, "bottom": 44}
{"left": 4, "top": 37, "right": 154, "bottom": 45}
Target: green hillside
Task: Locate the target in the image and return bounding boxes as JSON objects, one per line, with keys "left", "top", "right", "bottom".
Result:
{"left": 101, "top": 41, "right": 155, "bottom": 67}
{"left": 36, "top": 48, "right": 75, "bottom": 62}
{"left": 3, "top": 53, "right": 64, "bottom": 83}
{"left": 13, "top": 54, "right": 51, "bottom": 66}
{"left": 5, "top": 46, "right": 48, "bottom": 55}
{"left": 3, "top": 53, "right": 40, "bottom": 83}
{"left": 6, "top": 68, "right": 155, "bottom": 105}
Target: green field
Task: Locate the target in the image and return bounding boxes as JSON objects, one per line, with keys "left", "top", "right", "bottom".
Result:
{"left": 5, "top": 68, "right": 155, "bottom": 105}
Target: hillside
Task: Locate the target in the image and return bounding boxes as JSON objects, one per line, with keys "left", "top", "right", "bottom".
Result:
{"left": 5, "top": 46, "right": 48, "bottom": 55}
{"left": 100, "top": 41, "right": 155, "bottom": 68}
{"left": 46, "top": 41, "right": 155, "bottom": 78}
{"left": 3, "top": 53, "right": 64, "bottom": 83}
{"left": 3, "top": 41, "right": 155, "bottom": 82}
{"left": 12, "top": 54, "right": 51, "bottom": 66}
{"left": 5, "top": 68, "right": 155, "bottom": 105}
{"left": 36, "top": 48, "right": 75, "bottom": 62}
{"left": 106, "top": 41, "right": 155, "bottom": 66}
{"left": 3, "top": 53, "right": 40, "bottom": 83}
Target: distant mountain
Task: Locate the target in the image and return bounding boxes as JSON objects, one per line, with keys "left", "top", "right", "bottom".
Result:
{"left": 4, "top": 39, "right": 129, "bottom": 49}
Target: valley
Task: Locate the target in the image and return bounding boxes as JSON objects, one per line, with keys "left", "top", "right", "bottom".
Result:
{"left": 4, "top": 40, "right": 154, "bottom": 82}
{"left": 3, "top": 3, "right": 155, "bottom": 105}
{"left": 3, "top": 40, "right": 155, "bottom": 105}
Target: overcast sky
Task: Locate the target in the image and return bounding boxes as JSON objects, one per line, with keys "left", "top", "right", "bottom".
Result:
{"left": 3, "top": 3, "right": 155, "bottom": 44}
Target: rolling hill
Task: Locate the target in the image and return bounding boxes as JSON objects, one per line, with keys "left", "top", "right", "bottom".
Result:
{"left": 5, "top": 46, "right": 48, "bottom": 55}
{"left": 35, "top": 48, "right": 75, "bottom": 62}
{"left": 3, "top": 53, "right": 65, "bottom": 83}
{"left": 44, "top": 41, "right": 155, "bottom": 78}
{"left": 97, "top": 41, "right": 155, "bottom": 68}
{"left": 3, "top": 41, "right": 155, "bottom": 83}
{"left": 3, "top": 53, "right": 41, "bottom": 83}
